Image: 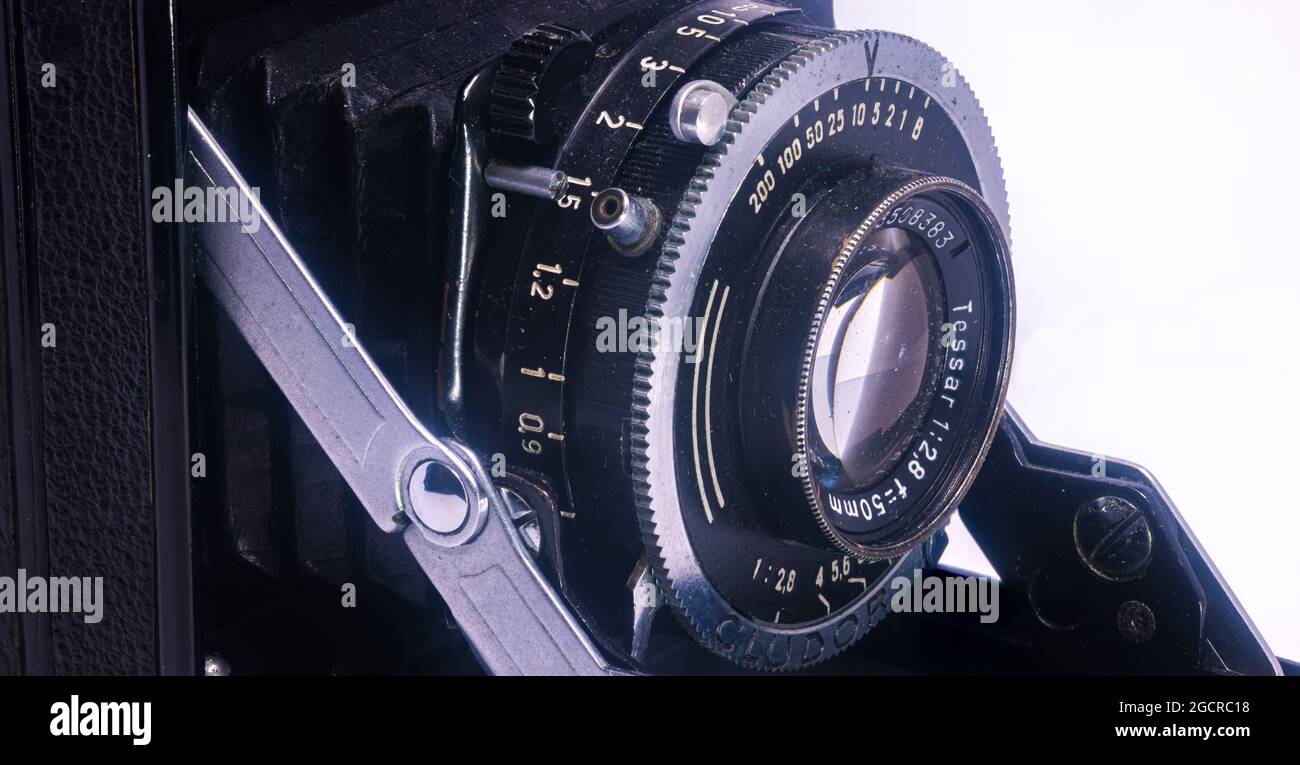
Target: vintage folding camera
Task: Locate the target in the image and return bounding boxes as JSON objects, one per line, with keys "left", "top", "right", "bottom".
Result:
{"left": 0, "top": 0, "right": 1285, "bottom": 677}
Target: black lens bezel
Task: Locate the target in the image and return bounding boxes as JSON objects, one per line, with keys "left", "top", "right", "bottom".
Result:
{"left": 798, "top": 182, "right": 1015, "bottom": 558}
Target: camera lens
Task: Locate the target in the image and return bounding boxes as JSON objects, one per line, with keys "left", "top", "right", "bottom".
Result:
{"left": 810, "top": 229, "right": 945, "bottom": 493}
{"left": 737, "top": 170, "right": 1012, "bottom": 560}
{"left": 482, "top": 25, "right": 1016, "bottom": 668}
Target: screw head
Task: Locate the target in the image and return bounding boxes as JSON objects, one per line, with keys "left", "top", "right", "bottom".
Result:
{"left": 1117, "top": 600, "right": 1156, "bottom": 644}
{"left": 407, "top": 460, "right": 471, "bottom": 535}
{"left": 670, "top": 80, "right": 738, "bottom": 146}
{"left": 1073, "top": 496, "right": 1152, "bottom": 582}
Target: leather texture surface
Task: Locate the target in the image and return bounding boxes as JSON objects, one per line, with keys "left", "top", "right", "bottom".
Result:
{"left": 13, "top": 0, "right": 158, "bottom": 674}
{"left": 0, "top": 307, "right": 16, "bottom": 674}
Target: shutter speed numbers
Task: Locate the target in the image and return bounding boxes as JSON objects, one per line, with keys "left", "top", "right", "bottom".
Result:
{"left": 749, "top": 78, "right": 930, "bottom": 215}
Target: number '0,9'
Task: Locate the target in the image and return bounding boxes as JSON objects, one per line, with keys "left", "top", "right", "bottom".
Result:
{"left": 519, "top": 412, "right": 545, "bottom": 455}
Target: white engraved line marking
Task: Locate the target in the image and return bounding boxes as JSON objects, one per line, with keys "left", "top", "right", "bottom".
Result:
{"left": 692, "top": 280, "right": 719, "bottom": 524}
{"left": 704, "top": 284, "right": 729, "bottom": 508}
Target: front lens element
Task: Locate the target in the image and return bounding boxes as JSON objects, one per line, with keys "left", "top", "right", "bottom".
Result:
{"left": 810, "top": 229, "right": 944, "bottom": 492}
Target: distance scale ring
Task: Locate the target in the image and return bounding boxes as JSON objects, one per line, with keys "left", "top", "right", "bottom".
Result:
{"left": 632, "top": 30, "right": 1010, "bottom": 669}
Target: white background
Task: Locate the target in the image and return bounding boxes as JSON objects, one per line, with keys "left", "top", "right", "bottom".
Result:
{"left": 835, "top": 0, "right": 1300, "bottom": 661}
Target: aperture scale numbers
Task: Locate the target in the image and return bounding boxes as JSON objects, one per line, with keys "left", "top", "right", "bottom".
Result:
{"left": 752, "top": 554, "right": 866, "bottom": 620}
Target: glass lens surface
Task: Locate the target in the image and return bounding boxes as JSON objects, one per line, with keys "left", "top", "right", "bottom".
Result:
{"left": 811, "top": 229, "right": 944, "bottom": 490}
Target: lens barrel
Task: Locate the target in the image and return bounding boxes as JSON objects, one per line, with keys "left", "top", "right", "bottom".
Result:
{"left": 741, "top": 168, "right": 1014, "bottom": 559}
